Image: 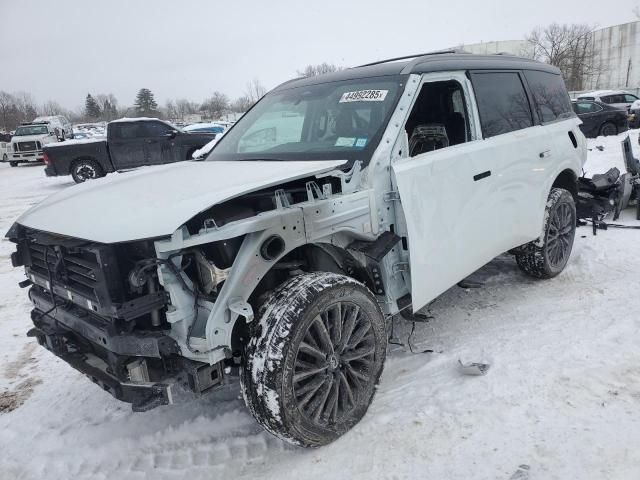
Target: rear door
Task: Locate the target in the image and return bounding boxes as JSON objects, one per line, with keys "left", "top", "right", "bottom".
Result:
{"left": 142, "top": 121, "right": 178, "bottom": 164}
{"left": 108, "top": 122, "right": 147, "bottom": 169}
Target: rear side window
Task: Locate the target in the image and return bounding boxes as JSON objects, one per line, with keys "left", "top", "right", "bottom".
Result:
{"left": 523, "top": 70, "right": 574, "bottom": 123}
{"left": 471, "top": 72, "right": 533, "bottom": 138}
{"left": 109, "top": 123, "right": 145, "bottom": 139}
{"left": 572, "top": 102, "right": 602, "bottom": 114}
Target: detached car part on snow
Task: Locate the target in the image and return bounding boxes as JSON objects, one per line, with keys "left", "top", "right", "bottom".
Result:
{"left": 576, "top": 136, "right": 640, "bottom": 224}
{"left": 7, "top": 52, "right": 586, "bottom": 447}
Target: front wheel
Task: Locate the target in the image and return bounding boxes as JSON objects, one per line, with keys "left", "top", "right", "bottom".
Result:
{"left": 9, "top": 160, "right": 18, "bottom": 167}
{"left": 515, "top": 188, "right": 576, "bottom": 279}
{"left": 241, "top": 272, "right": 387, "bottom": 447}
{"left": 71, "top": 159, "right": 105, "bottom": 183}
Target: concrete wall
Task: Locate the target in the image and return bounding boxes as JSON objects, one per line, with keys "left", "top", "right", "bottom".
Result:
{"left": 456, "top": 40, "right": 532, "bottom": 56}
{"left": 587, "top": 21, "right": 640, "bottom": 90}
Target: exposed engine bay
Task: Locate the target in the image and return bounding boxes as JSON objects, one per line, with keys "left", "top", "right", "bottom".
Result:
{"left": 6, "top": 163, "right": 390, "bottom": 411}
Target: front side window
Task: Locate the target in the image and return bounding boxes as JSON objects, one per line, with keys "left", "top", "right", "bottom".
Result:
{"left": 523, "top": 70, "right": 574, "bottom": 123}
{"left": 471, "top": 72, "right": 533, "bottom": 138}
{"left": 572, "top": 102, "right": 601, "bottom": 114}
{"left": 404, "top": 79, "right": 471, "bottom": 157}
{"left": 144, "top": 121, "right": 174, "bottom": 137}
{"left": 208, "top": 76, "right": 403, "bottom": 164}
{"left": 624, "top": 94, "right": 638, "bottom": 103}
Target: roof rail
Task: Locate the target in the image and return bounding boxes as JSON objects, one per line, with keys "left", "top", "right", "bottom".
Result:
{"left": 354, "top": 49, "right": 467, "bottom": 68}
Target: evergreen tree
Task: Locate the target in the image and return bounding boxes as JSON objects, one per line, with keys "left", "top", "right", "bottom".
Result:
{"left": 134, "top": 88, "right": 159, "bottom": 117}
{"left": 85, "top": 94, "right": 101, "bottom": 119}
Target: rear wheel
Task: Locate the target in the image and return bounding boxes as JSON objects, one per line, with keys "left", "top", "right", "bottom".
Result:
{"left": 71, "top": 159, "right": 105, "bottom": 183}
{"left": 515, "top": 188, "right": 576, "bottom": 279}
{"left": 241, "top": 272, "right": 387, "bottom": 447}
{"left": 600, "top": 122, "right": 617, "bottom": 137}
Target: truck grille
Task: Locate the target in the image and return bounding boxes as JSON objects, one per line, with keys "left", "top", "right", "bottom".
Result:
{"left": 27, "top": 242, "right": 101, "bottom": 301}
{"left": 18, "top": 141, "right": 39, "bottom": 152}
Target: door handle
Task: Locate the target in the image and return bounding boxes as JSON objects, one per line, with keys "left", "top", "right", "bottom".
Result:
{"left": 539, "top": 150, "right": 551, "bottom": 158}
{"left": 473, "top": 170, "right": 491, "bottom": 181}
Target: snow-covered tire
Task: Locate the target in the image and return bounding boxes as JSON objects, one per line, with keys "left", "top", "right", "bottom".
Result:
{"left": 241, "top": 272, "right": 386, "bottom": 447}
{"left": 71, "top": 159, "right": 104, "bottom": 183}
{"left": 515, "top": 188, "right": 576, "bottom": 279}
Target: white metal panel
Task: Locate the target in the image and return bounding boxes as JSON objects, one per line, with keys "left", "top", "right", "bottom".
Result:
{"left": 16, "top": 159, "right": 346, "bottom": 243}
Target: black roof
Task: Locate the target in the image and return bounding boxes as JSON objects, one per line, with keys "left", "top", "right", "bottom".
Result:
{"left": 273, "top": 53, "right": 560, "bottom": 92}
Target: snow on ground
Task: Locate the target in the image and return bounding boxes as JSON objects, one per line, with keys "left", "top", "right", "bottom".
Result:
{"left": 1, "top": 132, "right": 640, "bottom": 480}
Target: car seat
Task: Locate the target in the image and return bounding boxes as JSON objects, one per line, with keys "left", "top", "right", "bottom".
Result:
{"left": 409, "top": 124, "right": 449, "bottom": 156}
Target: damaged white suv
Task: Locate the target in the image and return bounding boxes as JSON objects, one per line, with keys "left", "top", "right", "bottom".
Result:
{"left": 7, "top": 52, "right": 585, "bottom": 447}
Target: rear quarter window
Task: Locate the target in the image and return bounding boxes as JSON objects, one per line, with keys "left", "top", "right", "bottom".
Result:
{"left": 523, "top": 70, "right": 574, "bottom": 123}
{"left": 470, "top": 72, "right": 533, "bottom": 138}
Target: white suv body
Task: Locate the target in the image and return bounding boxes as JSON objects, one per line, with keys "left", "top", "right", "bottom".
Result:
{"left": 8, "top": 53, "right": 585, "bottom": 447}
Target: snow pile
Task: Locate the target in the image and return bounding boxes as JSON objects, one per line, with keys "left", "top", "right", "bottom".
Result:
{"left": 0, "top": 130, "right": 639, "bottom": 479}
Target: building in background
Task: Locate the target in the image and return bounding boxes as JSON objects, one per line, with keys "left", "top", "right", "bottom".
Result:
{"left": 456, "top": 39, "right": 531, "bottom": 56}
{"left": 455, "top": 21, "right": 640, "bottom": 93}
{"left": 586, "top": 21, "right": 640, "bottom": 90}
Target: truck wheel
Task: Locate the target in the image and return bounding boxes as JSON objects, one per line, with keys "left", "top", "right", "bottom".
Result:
{"left": 9, "top": 160, "right": 18, "bottom": 167}
{"left": 241, "top": 272, "right": 387, "bottom": 447}
{"left": 515, "top": 188, "right": 576, "bottom": 279}
{"left": 71, "top": 159, "right": 104, "bottom": 183}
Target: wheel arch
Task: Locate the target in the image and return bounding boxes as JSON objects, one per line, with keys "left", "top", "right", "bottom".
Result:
{"left": 69, "top": 156, "right": 98, "bottom": 174}
{"left": 230, "top": 242, "right": 375, "bottom": 354}
{"left": 551, "top": 168, "right": 578, "bottom": 200}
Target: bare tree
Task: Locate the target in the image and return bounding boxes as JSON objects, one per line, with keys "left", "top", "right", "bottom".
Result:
{"left": 40, "top": 100, "right": 65, "bottom": 116}
{"left": 245, "top": 78, "right": 267, "bottom": 104}
{"left": 297, "top": 62, "right": 341, "bottom": 77}
{"left": 200, "top": 91, "right": 230, "bottom": 120}
{"left": 230, "top": 96, "right": 253, "bottom": 113}
{"left": 526, "top": 23, "right": 598, "bottom": 91}
{"left": 175, "top": 98, "right": 198, "bottom": 120}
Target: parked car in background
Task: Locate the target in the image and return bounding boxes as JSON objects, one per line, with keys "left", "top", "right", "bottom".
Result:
{"left": 33, "top": 115, "right": 74, "bottom": 140}
{"left": 8, "top": 52, "right": 585, "bottom": 447}
{"left": 3, "top": 123, "right": 61, "bottom": 167}
{"left": 0, "top": 132, "right": 13, "bottom": 163}
{"left": 572, "top": 100, "right": 629, "bottom": 137}
{"left": 183, "top": 122, "right": 226, "bottom": 135}
{"left": 576, "top": 90, "right": 639, "bottom": 112}
{"left": 43, "top": 117, "right": 215, "bottom": 182}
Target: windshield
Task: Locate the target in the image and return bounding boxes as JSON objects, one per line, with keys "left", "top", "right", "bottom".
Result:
{"left": 14, "top": 125, "right": 50, "bottom": 136}
{"left": 207, "top": 76, "right": 404, "bottom": 163}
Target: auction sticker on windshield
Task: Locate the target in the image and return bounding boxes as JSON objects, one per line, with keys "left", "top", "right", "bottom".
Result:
{"left": 339, "top": 89, "right": 388, "bottom": 103}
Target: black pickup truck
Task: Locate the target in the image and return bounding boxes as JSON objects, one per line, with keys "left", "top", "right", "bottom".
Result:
{"left": 43, "top": 118, "right": 215, "bottom": 183}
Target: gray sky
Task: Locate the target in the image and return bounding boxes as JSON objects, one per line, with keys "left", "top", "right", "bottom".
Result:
{"left": 1, "top": 0, "right": 638, "bottom": 111}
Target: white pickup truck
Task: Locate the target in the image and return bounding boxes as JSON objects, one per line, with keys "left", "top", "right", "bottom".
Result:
{"left": 3, "top": 123, "right": 60, "bottom": 167}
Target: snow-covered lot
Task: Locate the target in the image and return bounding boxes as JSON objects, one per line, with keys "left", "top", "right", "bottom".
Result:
{"left": 1, "top": 133, "right": 639, "bottom": 480}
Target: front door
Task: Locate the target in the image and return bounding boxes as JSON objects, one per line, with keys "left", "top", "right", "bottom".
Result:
{"left": 392, "top": 71, "right": 538, "bottom": 310}
{"left": 142, "top": 121, "right": 177, "bottom": 164}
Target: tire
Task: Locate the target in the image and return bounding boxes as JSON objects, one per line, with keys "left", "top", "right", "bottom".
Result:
{"left": 516, "top": 188, "right": 576, "bottom": 279}
{"left": 71, "top": 159, "right": 105, "bottom": 183}
{"left": 599, "top": 122, "right": 617, "bottom": 137}
{"left": 241, "top": 272, "right": 387, "bottom": 447}
{"left": 9, "top": 161, "right": 18, "bottom": 167}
